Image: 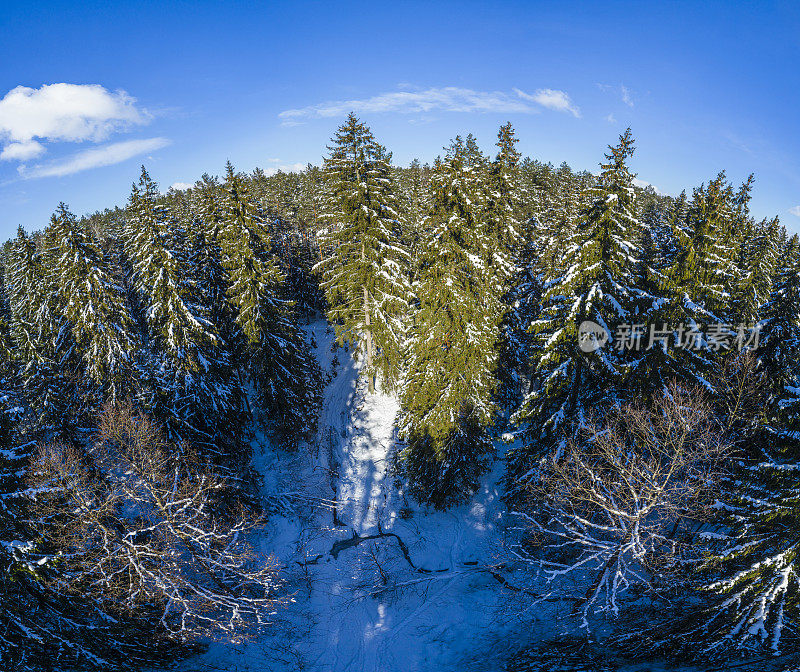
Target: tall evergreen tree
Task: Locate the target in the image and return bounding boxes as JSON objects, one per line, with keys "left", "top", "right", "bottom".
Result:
{"left": 6, "top": 227, "right": 83, "bottom": 437}
{"left": 0, "top": 333, "right": 58, "bottom": 670}
{"left": 395, "top": 158, "right": 432, "bottom": 283}
{"left": 51, "top": 203, "right": 136, "bottom": 401}
{"left": 488, "top": 124, "right": 528, "bottom": 409}
{"left": 316, "top": 113, "right": 410, "bottom": 392}
{"left": 126, "top": 167, "right": 231, "bottom": 441}
{"left": 220, "top": 162, "right": 321, "bottom": 446}
{"left": 398, "top": 136, "right": 499, "bottom": 508}
{"left": 758, "top": 235, "right": 800, "bottom": 398}
{"left": 635, "top": 173, "right": 748, "bottom": 398}
{"left": 732, "top": 215, "right": 780, "bottom": 324}
{"left": 669, "top": 173, "right": 739, "bottom": 322}
{"left": 190, "top": 175, "right": 236, "bottom": 344}
{"left": 653, "top": 241, "right": 800, "bottom": 660}
{"left": 512, "top": 129, "right": 643, "bottom": 469}
{"left": 485, "top": 122, "right": 523, "bottom": 293}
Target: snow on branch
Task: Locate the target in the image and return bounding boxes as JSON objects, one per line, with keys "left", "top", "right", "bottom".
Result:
{"left": 516, "top": 383, "right": 730, "bottom": 630}
{"left": 27, "top": 401, "right": 284, "bottom": 644}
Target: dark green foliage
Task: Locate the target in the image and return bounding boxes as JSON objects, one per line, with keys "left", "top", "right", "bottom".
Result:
{"left": 52, "top": 203, "right": 136, "bottom": 401}
{"left": 220, "top": 163, "right": 321, "bottom": 446}
{"left": 6, "top": 226, "right": 85, "bottom": 439}
{"left": 317, "top": 113, "right": 410, "bottom": 393}
{"left": 1, "top": 115, "right": 797, "bottom": 668}
{"left": 668, "top": 172, "right": 740, "bottom": 321}
{"left": 398, "top": 410, "right": 495, "bottom": 510}
{"left": 395, "top": 158, "right": 432, "bottom": 280}
{"left": 687, "top": 245, "right": 800, "bottom": 658}
{"left": 398, "top": 135, "right": 504, "bottom": 507}
{"left": 511, "top": 129, "right": 642, "bottom": 468}
{"left": 126, "top": 167, "right": 237, "bottom": 444}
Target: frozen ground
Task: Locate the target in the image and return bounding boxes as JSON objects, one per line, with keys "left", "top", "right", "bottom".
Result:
{"left": 172, "top": 322, "right": 773, "bottom": 672}
{"left": 176, "top": 321, "right": 533, "bottom": 671}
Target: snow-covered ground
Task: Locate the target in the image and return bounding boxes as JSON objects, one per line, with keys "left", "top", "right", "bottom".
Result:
{"left": 172, "top": 321, "right": 729, "bottom": 672}
{"left": 175, "top": 320, "right": 530, "bottom": 671}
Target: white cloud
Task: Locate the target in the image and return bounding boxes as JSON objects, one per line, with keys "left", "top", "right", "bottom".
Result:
{"left": 0, "top": 140, "right": 45, "bottom": 161}
{"left": 633, "top": 177, "right": 661, "bottom": 194}
{"left": 21, "top": 137, "right": 170, "bottom": 178}
{"left": 264, "top": 162, "right": 305, "bottom": 176}
{"left": 789, "top": 206, "right": 800, "bottom": 217}
{"left": 0, "top": 83, "right": 147, "bottom": 144}
{"left": 0, "top": 83, "right": 150, "bottom": 162}
{"left": 279, "top": 86, "right": 580, "bottom": 123}
{"left": 170, "top": 181, "right": 193, "bottom": 191}
{"left": 620, "top": 85, "right": 634, "bottom": 107}
{"left": 598, "top": 83, "right": 635, "bottom": 108}
{"left": 605, "top": 113, "right": 617, "bottom": 123}
{"left": 514, "top": 88, "right": 581, "bottom": 117}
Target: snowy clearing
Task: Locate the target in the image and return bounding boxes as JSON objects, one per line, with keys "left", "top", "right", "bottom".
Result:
{"left": 171, "top": 321, "right": 756, "bottom": 672}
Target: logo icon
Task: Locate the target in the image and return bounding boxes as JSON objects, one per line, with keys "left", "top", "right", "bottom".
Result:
{"left": 578, "top": 320, "right": 608, "bottom": 353}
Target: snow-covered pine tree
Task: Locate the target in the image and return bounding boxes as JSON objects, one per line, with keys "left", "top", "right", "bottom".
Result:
{"left": 485, "top": 122, "right": 523, "bottom": 295}
{"left": 258, "top": 175, "right": 325, "bottom": 323}
{"left": 0, "top": 270, "right": 152, "bottom": 672}
{"left": 527, "top": 161, "right": 590, "bottom": 295}
{"left": 661, "top": 189, "right": 689, "bottom": 269}
{"left": 500, "top": 260, "right": 541, "bottom": 410}
{"left": 633, "top": 173, "right": 744, "bottom": 398}
{"left": 732, "top": 214, "right": 780, "bottom": 325}
{"left": 622, "top": 216, "right": 675, "bottom": 400}
{"left": 669, "top": 173, "right": 739, "bottom": 322}
{"left": 685, "top": 246, "right": 800, "bottom": 658}
{"left": 526, "top": 161, "right": 559, "bottom": 278}
{"left": 6, "top": 228, "right": 42, "bottom": 366}
{"left": 190, "top": 174, "right": 241, "bottom": 355}
{"left": 297, "top": 163, "right": 327, "bottom": 234}
{"left": 316, "top": 113, "right": 411, "bottom": 393}
{"left": 398, "top": 136, "right": 499, "bottom": 508}
{"left": 125, "top": 167, "right": 232, "bottom": 442}
{"left": 6, "top": 227, "right": 83, "bottom": 438}
{"left": 274, "top": 164, "right": 326, "bottom": 317}
{"left": 486, "top": 124, "right": 528, "bottom": 409}
{"left": 284, "top": 227, "right": 325, "bottom": 319}
{"left": 51, "top": 203, "right": 136, "bottom": 401}
{"left": 511, "top": 129, "right": 642, "bottom": 471}
{"left": 758, "top": 234, "right": 800, "bottom": 399}
{"left": 500, "top": 158, "right": 569, "bottom": 409}
{"left": 395, "top": 158, "right": 432, "bottom": 283}
{"left": 0, "top": 303, "right": 36, "bottom": 671}
{"left": 617, "top": 188, "right": 709, "bottom": 399}
{"left": 637, "top": 187, "right": 677, "bottom": 272}
{"left": 219, "top": 162, "right": 321, "bottom": 446}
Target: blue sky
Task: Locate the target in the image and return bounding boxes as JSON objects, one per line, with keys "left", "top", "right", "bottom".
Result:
{"left": 1, "top": 0, "right": 799, "bottom": 238}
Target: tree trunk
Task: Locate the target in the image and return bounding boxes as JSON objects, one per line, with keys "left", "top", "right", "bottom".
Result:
{"left": 353, "top": 149, "right": 375, "bottom": 394}
{"left": 361, "top": 241, "right": 374, "bottom": 394}
{"left": 240, "top": 369, "right": 252, "bottom": 415}
{"left": 572, "top": 526, "right": 633, "bottom": 618}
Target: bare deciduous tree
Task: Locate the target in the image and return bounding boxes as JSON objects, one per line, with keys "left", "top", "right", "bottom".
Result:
{"left": 516, "top": 383, "right": 729, "bottom": 629}
{"left": 28, "top": 401, "right": 283, "bottom": 644}
{"left": 710, "top": 351, "right": 768, "bottom": 445}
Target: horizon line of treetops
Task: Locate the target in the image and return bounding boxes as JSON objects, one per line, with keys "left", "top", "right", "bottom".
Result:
{"left": 0, "top": 112, "right": 798, "bottom": 668}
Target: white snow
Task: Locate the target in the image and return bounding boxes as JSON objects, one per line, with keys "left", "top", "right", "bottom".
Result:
{"left": 171, "top": 320, "right": 526, "bottom": 671}
{"left": 171, "top": 320, "right": 700, "bottom": 672}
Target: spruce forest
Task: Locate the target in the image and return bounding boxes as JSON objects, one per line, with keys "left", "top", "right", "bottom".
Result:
{"left": 2, "top": 114, "right": 799, "bottom": 672}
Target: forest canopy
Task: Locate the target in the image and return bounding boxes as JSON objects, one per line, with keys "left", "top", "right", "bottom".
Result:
{"left": 1, "top": 115, "right": 798, "bottom": 670}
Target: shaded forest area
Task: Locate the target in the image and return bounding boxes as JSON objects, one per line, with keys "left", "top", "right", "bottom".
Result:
{"left": 1, "top": 115, "right": 798, "bottom": 670}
